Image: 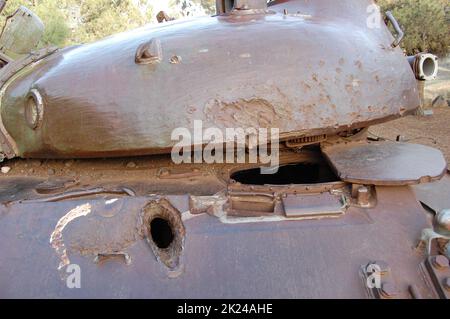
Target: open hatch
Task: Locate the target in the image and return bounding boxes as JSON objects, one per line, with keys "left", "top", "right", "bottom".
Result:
{"left": 322, "top": 141, "right": 447, "bottom": 186}
{"left": 227, "top": 147, "right": 347, "bottom": 219}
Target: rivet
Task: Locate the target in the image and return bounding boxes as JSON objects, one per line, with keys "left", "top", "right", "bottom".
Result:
{"left": 357, "top": 186, "right": 370, "bottom": 206}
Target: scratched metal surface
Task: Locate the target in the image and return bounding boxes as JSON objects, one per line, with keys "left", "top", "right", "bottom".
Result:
{"left": 0, "top": 186, "right": 434, "bottom": 298}
{"left": 0, "top": 0, "right": 419, "bottom": 158}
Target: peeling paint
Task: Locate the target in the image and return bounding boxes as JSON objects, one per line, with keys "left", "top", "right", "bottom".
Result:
{"left": 204, "top": 97, "right": 292, "bottom": 128}
{"left": 49, "top": 203, "right": 92, "bottom": 270}
{"left": 181, "top": 210, "right": 200, "bottom": 222}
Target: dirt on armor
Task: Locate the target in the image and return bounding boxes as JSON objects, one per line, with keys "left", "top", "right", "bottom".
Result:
{"left": 1, "top": 107, "right": 450, "bottom": 179}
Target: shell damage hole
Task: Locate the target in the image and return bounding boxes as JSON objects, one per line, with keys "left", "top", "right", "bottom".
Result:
{"left": 150, "top": 217, "right": 174, "bottom": 249}
{"left": 142, "top": 200, "right": 185, "bottom": 270}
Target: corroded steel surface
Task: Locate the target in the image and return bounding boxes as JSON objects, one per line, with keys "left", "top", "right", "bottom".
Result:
{"left": 0, "top": 149, "right": 447, "bottom": 298}
{"left": 322, "top": 141, "right": 447, "bottom": 186}
{"left": 0, "top": 0, "right": 419, "bottom": 159}
{"left": 0, "top": 184, "right": 438, "bottom": 298}
{"left": 0, "top": 0, "right": 448, "bottom": 299}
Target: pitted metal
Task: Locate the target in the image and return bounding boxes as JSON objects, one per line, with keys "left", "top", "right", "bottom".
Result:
{"left": 0, "top": 0, "right": 447, "bottom": 299}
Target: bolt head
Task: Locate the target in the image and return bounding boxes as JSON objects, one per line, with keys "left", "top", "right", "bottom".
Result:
{"left": 357, "top": 186, "right": 370, "bottom": 206}
{"left": 432, "top": 255, "right": 449, "bottom": 269}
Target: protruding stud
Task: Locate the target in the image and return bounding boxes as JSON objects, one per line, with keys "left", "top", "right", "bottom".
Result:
{"left": 135, "top": 38, "right": 162, "bottom": 65}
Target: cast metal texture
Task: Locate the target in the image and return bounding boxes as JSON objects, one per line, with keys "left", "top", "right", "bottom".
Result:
{"left": 0, "top": 0, "right": 419, "bottom": 159}
{"left": 0, "top": 0, "right": 446, "bottom": 299}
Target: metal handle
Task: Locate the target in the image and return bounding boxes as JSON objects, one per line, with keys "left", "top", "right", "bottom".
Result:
{"left": 385, "top": 11, "right": 404, "bottom": 48}
{"left": 94, "top": 253, "right": 131, "bottom": 265}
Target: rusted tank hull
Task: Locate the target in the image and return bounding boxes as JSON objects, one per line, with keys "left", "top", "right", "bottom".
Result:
{"left": 0, "top": 147, "right": 447, "bottom": 298}
{"left": 0, "top": 182, "right": 445, "bottom": 299}
{"left": 1, "top": 0, "right": 447, "bottom": 299}
{"left": 0, "top": 0, "right": 419, "bottom": 159}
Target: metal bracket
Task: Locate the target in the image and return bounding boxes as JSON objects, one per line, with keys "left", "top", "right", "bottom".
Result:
{"left": 94, "top": 252, "right": 132, "bottom": 266}
{"left": 422, "top": 255, "right": 450, "bottom": 299}
{"left": 417, "top": 228, "right": 450, "bottom": 256}
{"left": 385, "top": 11, "right": 404, "bottom": 48}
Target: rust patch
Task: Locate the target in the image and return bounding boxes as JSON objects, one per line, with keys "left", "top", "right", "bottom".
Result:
{"left": 58, "top": 199, "right": 142, "bottom": 266}
{"left": 49, "top": 203, "right": 92, "bottom": 270}
{"left": 141, "top": 199, "right": 185, "bottom": 270}
{"left": 204, "top": 97, "right": 292, "bottom": 128}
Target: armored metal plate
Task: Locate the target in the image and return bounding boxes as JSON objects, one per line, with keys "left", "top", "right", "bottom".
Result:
{"left": 0, "top": 0, "right": 419, "bottom": 159}
{"left": 322, "top": 142, "right": 447, "bottom": 186}
{"left": 413, "top": 173, "right": 450, "bottom": 213}
{"left": 282, "top": 192, "right": 345, "bottom": 218}
{"left": 0, "top": 186, "right": 437, "bottom": 298}
{"left": 422, "top": 256, "right": 450, "bottom": 299}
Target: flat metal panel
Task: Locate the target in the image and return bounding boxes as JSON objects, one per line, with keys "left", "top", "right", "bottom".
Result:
{"left": 323, "top": 142, "right": 447, "bottom": 186}
{"left": 282, "top": 192, "right": 345, "bottom": 217}
{"left": 0, "top": 186, "right": 435, "bottom": 298}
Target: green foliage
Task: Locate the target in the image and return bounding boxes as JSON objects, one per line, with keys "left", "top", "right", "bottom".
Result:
{"left": 1, "top": 0, "right": 448, "bottom": 56}
{"left": 1, "top": 0, "right": 153, "bottom": 47}
{"left": 2, "top": 0, "right": 70, "bottom": 47}
{"left": 0, "top": 1, "right": 218, "bottom": 48}
{"left": 379, "top": 0, "right": 450, "bottom": 56}
{"left": 198, "top": 0, "right": 216, "bottom": 14}
{"left": 34, "top": 1, "right": 71, "bottom": 47}
{"left": 74, "top": 0, "right": 153, "bottom": 43}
